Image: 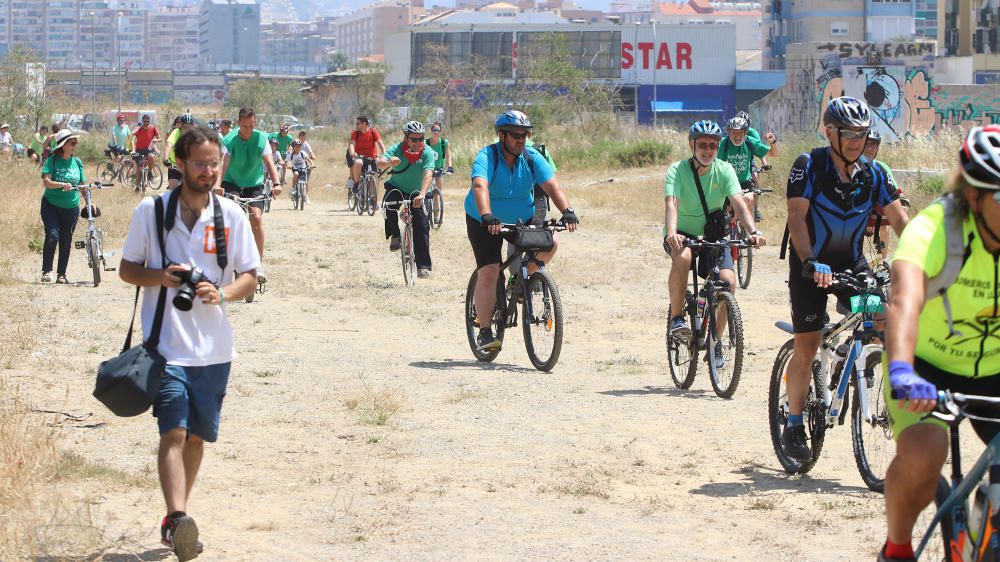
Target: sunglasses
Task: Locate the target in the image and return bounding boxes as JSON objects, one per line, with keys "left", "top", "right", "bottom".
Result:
{"left": 838, "top": 128, "right": 869, "bottom": 140}
{"left": 407, "top": 136, "right": 424, "bottom": 142}
{"left": 695, "top": 141, "right": 720, "bottom": 151}
{"left": 431, "top": 128, "right": 441, "bottom": 133}
{"left": 505, "top": 131, "right": 529, "bottom": 140}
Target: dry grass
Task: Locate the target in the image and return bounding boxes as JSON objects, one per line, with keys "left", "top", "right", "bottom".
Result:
{"left": 344, "top": 387, "right": 403, "bottom": 426}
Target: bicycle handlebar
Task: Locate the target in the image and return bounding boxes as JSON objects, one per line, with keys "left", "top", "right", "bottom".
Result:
{"left": 69, "top": 182, "right": 113, "bottom": 191}
{"left": 828, "top": 269, "right": 890, "bottom": 293}
{"left": 498, "top": 219, "right": 568, "bottom": 233}
{"left": 223, "top": 192, "right": 271, "bottom": 204}
{"left": 919, "top": 390, "right": 1000, "bottom": 424}
{"left": 682, "top": 237, "right": 751, "bottom": 249}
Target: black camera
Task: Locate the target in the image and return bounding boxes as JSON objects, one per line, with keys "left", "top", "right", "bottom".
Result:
{"left": 173, "top": 266, "right": 209, "bottom": 311}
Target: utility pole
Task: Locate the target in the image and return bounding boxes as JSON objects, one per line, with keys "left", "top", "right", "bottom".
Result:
{"left": 117, "top": 11, "right": 123, "bottom": 113}
{"left": 91, "top": 11, "right": 97, "bottom": 119}
{"left": 651, "top": 18, "right": 657, "bottom": 129}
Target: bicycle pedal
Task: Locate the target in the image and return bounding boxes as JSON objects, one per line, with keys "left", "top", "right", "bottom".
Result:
{"left": 74, "top": 241, "right": 85, "bottom": 249}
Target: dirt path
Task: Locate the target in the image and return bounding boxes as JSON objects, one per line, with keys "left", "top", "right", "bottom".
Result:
{"left": 12, "top": 176, "right": 891, "bottom": 561}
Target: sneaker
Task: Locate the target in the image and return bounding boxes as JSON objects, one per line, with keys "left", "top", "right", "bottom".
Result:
{"left": 417, "top": 268, "right": 431, "bottom": 279}
{"left": 877, "top": 544, "right": 916, "bottom": 562}
{"left": 476, "top": 327, "right": 501, "bottom": 352}
{"left": 256, "top": 265, "right": 268, "bottom": 284}
{"left": 55, "top": 274, "right": 69, "bottom": 284}
{"left": 41, "top": 272, "right": 52, "bottom": 283}
{"left": 709, "top": 341, "right": 725, "bottom": 370}
{"left": 160, "top": 512, "right": 200, "bottom": 561}
{"left": 781, "top": 424, "right": 812, "bottom": 462}
{"left": 754, "top": 208, "right": 763, "bottom": 222}
{"left": 389, "top": 236, "right": 401, "bottom": 252}
{"left": 669, "top": 316, "right": 691, "bottom": 343}
{"left": 347, "top": 178, "right": 355, "bottom": 192}
{"left": 303, "top": 193, "right": 310, "bottom": 203}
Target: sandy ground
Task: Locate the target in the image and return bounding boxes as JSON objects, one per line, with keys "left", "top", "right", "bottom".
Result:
{"left": 11, "top": 173, "right": 902, "bottom": 561}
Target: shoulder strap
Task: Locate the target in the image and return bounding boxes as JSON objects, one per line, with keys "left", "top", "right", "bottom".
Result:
{"left": 926, "top": 194, "right": 970, "bottom": 298}
{"left": 689, "top": 159, "right": 712, "bottom": 220}
{"left": 162, "top": 190, "right": 227, "bottom": 270}
{"left": 145, "top": 196, "right": 171, "bottom": 349}
{"left": 779, "top": 152, "right": 820, "bottom": 260}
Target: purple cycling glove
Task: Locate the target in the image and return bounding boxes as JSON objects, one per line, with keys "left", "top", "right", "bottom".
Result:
{"left": 889, "top": 361, "right": 937, "bottom": 401}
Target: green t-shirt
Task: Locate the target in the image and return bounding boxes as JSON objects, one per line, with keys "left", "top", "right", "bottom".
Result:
{"left": 166, "top": 128, "right": 181, "bottom": 165}
{"left": 428, "top": 137, "right": 448, "bottom": 169}
{"left": 41, "top": 155, "right": 85, "bottom": 208}
{"left": 269, "top": 132, "right": 294, "bottom": 154}
{"left": 382, "top": 142, "right": 437, "bottom": 194}
{"left": 30, "top": 133, "right": 44, "bottom": 154}
{"left": 664, "top": 158, "right": 740, "bottom": 236}
{"left": 526, "top": 138, "right": 557, "bottom": 173}
{"left": 224, "top": 129, "right": 269, "bottom": 188}
{"left": 717, "top": 135, "right": 770, "bottom": 184}
{"left": 892, "top": 201, "right": 1000, "bottom": 377}
{"left": 747, "top": 127, "right": 761, "bottom": 143}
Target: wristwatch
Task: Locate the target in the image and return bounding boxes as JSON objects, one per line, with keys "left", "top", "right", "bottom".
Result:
{"left": 751, "top": 230, "right": 764, "bottom": 236}
{"left": 563, "top": 207, "right": 575, "bottom": 214}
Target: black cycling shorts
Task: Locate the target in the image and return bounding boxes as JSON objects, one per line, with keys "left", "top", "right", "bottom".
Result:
{"left": 222, "top": 181, "right": 265, "bottom": 210}
{"left": 666, "top": 231, "right": 735, "bottom": 279}
{"left": 788, "top": 255, "right": 870, "bottom": 333}
{"left": 167, "top": 166, "right": 183, "bottom": 182}
{"left": 467, "top": 214, "right": 506, "bottom": 269}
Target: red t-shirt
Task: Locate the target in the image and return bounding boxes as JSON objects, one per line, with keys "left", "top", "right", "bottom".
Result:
{"left": 350, "top": 128, "right": 381, "bottom": 158}
{"left": 134, "top": 126, "right": 160, "bottom": 151}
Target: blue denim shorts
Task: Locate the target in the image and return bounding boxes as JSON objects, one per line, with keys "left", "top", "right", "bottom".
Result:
{"left": 154, "top": 363, "right": 231, "bottom": 442}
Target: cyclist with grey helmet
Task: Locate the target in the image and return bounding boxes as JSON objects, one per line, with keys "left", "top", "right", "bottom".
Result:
{"left": 166, "top": 113, "right": 197, "bottom": 190}
{"left": 665, "top": 120, "right": 765, "bottom": 355}
{"left": 377, "top": 121, "right": 437, "bottom": 278}
{"left": 465, "top": 110, "right": 578, "bottom": 352}
{"left": 717, "top": 115, "right": 778, "bottom": 222}
{"left": 779, "top": 96, "right": 908, "bottom": 462}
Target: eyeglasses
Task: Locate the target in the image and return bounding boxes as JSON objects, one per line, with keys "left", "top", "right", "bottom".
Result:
{"left": 695, "top": 141, "right": 719, "bottom": 151}
{"left": 505, "top": 131, "right": 529, "bottom": 140}
{"left": 66, "top": 140, "right": 78, "bottom": 146}
{"left": 838, "top": 128, "right": 869, "bottom": 140}
{"left": 431, "top": 128, "right": 442, "bottom": 133}
{"left": 185, "top": 160, "right": 222, "bottom": 170}
{"left": 407, "top": 136, "right": 424, "bottom": 142}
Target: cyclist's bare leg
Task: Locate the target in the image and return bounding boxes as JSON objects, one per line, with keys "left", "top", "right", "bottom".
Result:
{"left": 531, "top": 237, "right": 559, "bottom": 274}
{"left": 474, "top": 263, "right": 502, "bottom": 327}
{"left": 884, "top": 425, "right": 948, "bottom": 546}
{"left": 249, "top": 206, "right": 265, "bottom": 258}
{"left": 158, "top": 428, "right": 205, "bottom": 514}
{"left": 786, "top": 332, "right": 822, "bottom": 415}
{"left": 434, "top": 173, "right": 444, "bottom": 192}
{"left": 351, "top": 159, "right": 363, "bottom": 185}
{"left": 716, "top": 269, "right": 738, "bottom": 328}
{"left": 744, "top": 191, "right": 757, "bottom": 218}
{"left": 667, "top": 247, "right": 693, "bottom": 320}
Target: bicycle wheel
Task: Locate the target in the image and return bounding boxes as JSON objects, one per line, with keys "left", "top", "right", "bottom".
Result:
{"left": 851, "top": 348, "right": 894, "bottom": 492}
{"left": 262, "top": 180, "right": 273, "bottom": 213}
{"left": 366, "top": 178, "right": 377, "bottom": 216}
{"left": 432, "top": 189, "right": 444, "bottom": 228}
{"left": 666, "top": 302, "right": 698, "bottom": 389}
{"left": 120, "top": 159, "right": 135, "bottom": 188}
{"left": 768, "top": 339, "right": 827, "bottom": 474}
{"left": 86, "top": 233, "right": 101, "bottom": 287}
{"left": 522, "top": 269, "right": 563, "bottom": 372}
{"left": 347, "top": 180, "right": 357, "bottom": 211}
{"left": 356, "top": 177, "right": 367, "bottom": 216}
{"left": 914, "top": 477, "right": 953, "bottom": 562}
{"left": 298, "top": 179, "right": 306, "bottom": 211}
{"left": 706, "top": 291, "right": 744, "bottom": 398}
{"left": 149, "top": 162, "right": 163, "bottom": 190}
{"left": 737, "top": 228, "right": 753, "bottom": 289}
{"left": 291, "top": 183, "right": 299, "bottom": 210}
{"left": 465, "top": 270, "right": 505, "bottom": 362}
{"left": 97, "top": 162, "right": 116, "bottom": 184}
{"left": 401, "top": 220, "right": 416, "bottom": 286}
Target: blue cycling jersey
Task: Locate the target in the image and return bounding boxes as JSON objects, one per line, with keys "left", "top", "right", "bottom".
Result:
{"left": 786, "top": 147, "right": 899, "bottom": 269}
{"left": 464, "top": 143, "right": 554, "bottom": 224}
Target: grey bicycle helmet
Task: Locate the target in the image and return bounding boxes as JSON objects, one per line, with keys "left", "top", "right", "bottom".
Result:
{"left": 727, "top": 116, "right": 750, "bottom": 131}
{"left": 403, "top": 121, "right": 425, "bottom": 135}
{"left": 961, "top": 125, "right": 1000, "bottom": 189}
{"left": 823, "top": 97, "right": 872, "bottom": 129}
{"left": 179, "top": 113, "right": 195, "bottom": 125}
{"left": 867, "top": 129, "right": 882, "bottom": 144}
{"left": 689, "top": 120, "right": 724, "bottom": 141}
{"left": 494, "top": 110, "right": 533, "bottom": 132}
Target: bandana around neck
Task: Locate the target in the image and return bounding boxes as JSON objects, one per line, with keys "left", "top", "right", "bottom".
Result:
{"left": 403, "top": 143, "right": 424, "bottom": 164}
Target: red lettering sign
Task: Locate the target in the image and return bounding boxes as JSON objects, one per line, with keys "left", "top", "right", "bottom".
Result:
{"left": 621, "top": 42, "right": 634, "bottom": 69}
{"left": 677, "top": 42, "right": 692, "bottom": 70}
{"left": 656, "top": 43, "right": 672, "bottom": 70}
{"left": 620, "top": 41, "right": 694, "bottom": 70}
{"left": 637, "top": 42, "right": 653, "bottom": 69}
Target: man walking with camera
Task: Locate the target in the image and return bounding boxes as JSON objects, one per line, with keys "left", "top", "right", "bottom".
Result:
{"left": 119, "top": 125, "right": 259, "bottom": 561}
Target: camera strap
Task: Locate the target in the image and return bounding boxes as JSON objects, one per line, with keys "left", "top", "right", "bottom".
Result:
{"left": 689, "top": 159, "right": 712, "bottom": 222}
{"left": 162, "top": 190, "right": 227, "bottom": 270}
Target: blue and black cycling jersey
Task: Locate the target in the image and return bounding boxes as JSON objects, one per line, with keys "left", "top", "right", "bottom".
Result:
{"left": 786, "top": 147, "right": 899, "bottom": 270}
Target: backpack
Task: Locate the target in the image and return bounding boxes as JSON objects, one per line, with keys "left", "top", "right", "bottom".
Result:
{"left": 924, "top": 193, "right": 974, "bottom": 337}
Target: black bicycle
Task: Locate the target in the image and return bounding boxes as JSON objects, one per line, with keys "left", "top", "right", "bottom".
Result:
{"left": 464, "top": 220, "right": 566, "bottom": 372}
{"left": 665, "top": 238, "right": 749, "bottom": 398}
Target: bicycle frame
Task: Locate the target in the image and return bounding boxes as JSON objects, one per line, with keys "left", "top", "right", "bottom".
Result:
{"left": 498, "top": 241, "right": 548, "bottom": 329}
{"left": 683, "top": 240, "right": 740, "bottom": 346}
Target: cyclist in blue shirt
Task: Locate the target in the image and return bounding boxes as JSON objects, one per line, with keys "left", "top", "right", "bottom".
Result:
{"left": 780, "top": 97, "right": 909, "bottom": 462}
{"left": 465, "top": 110, "right": 578, "bottom": 351}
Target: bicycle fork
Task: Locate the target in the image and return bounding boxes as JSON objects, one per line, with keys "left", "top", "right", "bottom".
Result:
{"left": 825, "top": 341, "right": 882, "bottom": 427}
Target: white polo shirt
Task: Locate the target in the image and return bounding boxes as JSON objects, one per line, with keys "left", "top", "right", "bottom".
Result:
{"left": 122, "top": 191, "right": 260, "bottom": 366}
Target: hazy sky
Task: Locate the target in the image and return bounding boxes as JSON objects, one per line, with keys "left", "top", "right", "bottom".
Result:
{"left": 311, "top": 0, "right": 626, "bottom": 14}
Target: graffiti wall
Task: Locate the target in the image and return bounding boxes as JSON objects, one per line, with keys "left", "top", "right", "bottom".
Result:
{"left": 751, "top": 41, "right": 1000, "bottom": 139}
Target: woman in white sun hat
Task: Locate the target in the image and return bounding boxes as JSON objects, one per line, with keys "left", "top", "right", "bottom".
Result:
{"left": 0, "top": 123, "right": 13, "bottom": 160}
{"left": 39, "top": 129, "right": 86, "bottom": 284}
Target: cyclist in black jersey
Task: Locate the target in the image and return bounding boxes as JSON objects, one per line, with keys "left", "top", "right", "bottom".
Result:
{"left": 780, "top": 97, "right": 909, "bottom": 462}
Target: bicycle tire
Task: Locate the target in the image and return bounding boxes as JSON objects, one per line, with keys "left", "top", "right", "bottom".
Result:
{"left": 401, "top": 220, "right": 416, "bottom": 286}
{"left": 465, "top": 270, "right": 505, "bottom": 362}
{"left": 914, "top": 477, "right": 952, "bottom": 562}
{"left": 86, "top": 233, "right": 101, "bottom": 287}
{"left": 666, "top": 303, "right": 698, "bottom": 389}
{"left": 356, "top": 177, "right": 367, "bottom": 216}
{"left": 768, "top": 338, "right": 827, "bottom": 474}
{"left": 347, "top": 181, "right": 357, "bottom": 211}
{"left": 298, "top": 179, "right": 307, "bottom": 211}
{"left": 366, "top": 178, "right": 377, "bottom": 216}
{"left": 97, "top": 162, "right": 116, "bottom": 185}
{"left": 432, "top": 189, "right": 444, "bottom": 228}
{"left": 737, "top": 228, "right": 753, "bottom": 289}
{"left": 851, "top": 349, "right": 894, "bottom": 492}
{"left": 149, "top": 162, "right": 163, "bottom": 190}
{"left": 707, "top": 291, "right": 744, "bottom": 398}
{"left": 522, "top": 269, "right": 563, "bottom": 372}
{"left": 120, "top": 159, "right": 135, "bottom": 188}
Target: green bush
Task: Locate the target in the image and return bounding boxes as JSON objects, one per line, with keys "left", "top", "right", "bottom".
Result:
{"left": 613, "top": 140, "right": 671, "bottom": 168}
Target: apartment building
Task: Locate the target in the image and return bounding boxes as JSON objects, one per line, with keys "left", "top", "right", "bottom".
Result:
{"left": 261, "top": 18, "right": 337, "bottom": 67}
{"left": 618, "top": 0, "right": 762, "bottom": 51}
{"left": 147, "top": 5, "right": 200, "bottom": 70}
{"left": 199, "top": 0, "right": 261, "bottom": 67}
{"left": 335, "top": 1, "right": 425, "bottom": 62}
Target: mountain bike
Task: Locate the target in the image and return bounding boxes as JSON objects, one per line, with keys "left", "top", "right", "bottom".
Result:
{"left": 381, "top": 188, "right": 417, "bottom": 286}
{"left": 96, "top": 147, "right": 135, "bottom": 187}
{"left": 768, "top": 268, "right": 892, "bottom": 491}
{"left": 424, "top": 168, "right": 449, "bottom": 229}
{"left": 864, "top": 194, "right": 910, "bottom": 269}
{"left": 665, "top": 238, "right": 748, "bottom": 398}
{"left": 464, "top": 220, "right": 567, "bottom": 372}
{"left": 262, "top": 177, "right": 273, "bottom": 213}
{"left": 70, "top": 182, "right": 115, "bottom": 287}
{"left": 223, "top": 191, "right": 272, "bottom": 303}
{"left": 356, "top": 157, "right": 380, "bottom": 217}
{"left": 729, "top": 165, "right": 772, "bottom": 290}
{"left": 290, "top": 166, "right": 315, "bottom": 211}
{"left": 129, "top": 153, "right": 163, "bottom": 194}
{"left": 911, "top": 391, "right": 1000, "bottom": 561}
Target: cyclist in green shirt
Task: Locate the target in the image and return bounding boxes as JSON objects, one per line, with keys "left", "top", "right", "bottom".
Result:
{"left": 427, "top": 121, "right": 452, "bottom": 190}
{"left": 879, "top": 125, "right": 1000, "bottom": 562}
{"left": 39, "top": 129, "right": 85, "bottom": 284}
{"left": 28, "top": 125, "right": 47, "bottom": 164}
{"left": 269, "top": 124, "right": 294, "bottom": 163}
{"left": 377, "top": 121, "right": 437, "bottom": 279}
{"left": 165, "top": 114, "right": 197, "bottom": 190}
{"left": 717, "top": 115, "right": 777, "bottom": 222}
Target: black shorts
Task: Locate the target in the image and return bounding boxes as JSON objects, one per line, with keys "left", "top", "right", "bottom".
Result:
{"left": 109, "top": 145, "right": 128, "bottom": 157}
{"left": 913, "top": 357, "right": 1000, "bottom": 444}
{"left": 667, "top": 231, "right": 735, "bottom": 279}
{"left": 788, "top": 255, "right": 870, "bottom": 333}
{"left": 167, "top": 166, "right": 183, "bottom": 182}
{"left": 467, "top": 214, "right": 506, "bottom": 269}
{"left": 222, "top": 181, "right": 265, "bottom": 210}
{"left": 135, "top": 148, "right": 155, "bottom": 157}
{"left": 739, "top": 180, "right": 754, "bottom": 193}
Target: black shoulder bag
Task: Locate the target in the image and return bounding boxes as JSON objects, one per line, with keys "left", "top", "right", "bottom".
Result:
{"left": 690, "top": 159, "right": 728, "bottom": 241}
{"left": 92, "top": 193, "right": 175, "bottom": 417}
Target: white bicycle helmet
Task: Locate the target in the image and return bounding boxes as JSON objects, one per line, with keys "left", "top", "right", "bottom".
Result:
{"left": 403, "top": 121, "right": 425, "bottom": 135}
{"left": 961, "top": 125, "right": 1000, "bottom": 189}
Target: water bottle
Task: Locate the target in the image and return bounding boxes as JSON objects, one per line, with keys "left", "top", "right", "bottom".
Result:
{"left": 829, "top": 343, "right": 849, "bottom": 391}
{"left": 693, "top": 296, "right": 706, "bottom": 343}
{"left": 970, "top": 481, "right": 989, "bottom": 542}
